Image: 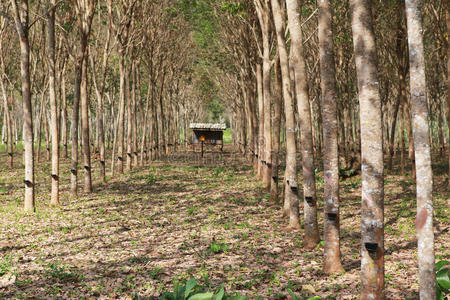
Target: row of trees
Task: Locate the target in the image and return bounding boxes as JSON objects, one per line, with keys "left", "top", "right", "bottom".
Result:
{"left": 196, "top": 0, "right": 447, "bottom": 298}
{"left": 1, "top": 0, "right": 208, "bottom": 206}
{"left": 1, "top": 0, "right": 448, "bottom": 298}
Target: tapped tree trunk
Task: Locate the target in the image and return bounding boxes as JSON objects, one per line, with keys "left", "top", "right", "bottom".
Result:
{"left": 271, "top": 0, "right": 300, "bottom": 229}
{"left": 405, "top": 0, "right": 436, "bottom": 298}
{"left": 48, "top": 0, "right": 60, "bottom": 205}
{"left": 11, "top": 0, "right": 35, "bottom": 211}
{"left": 132, "top": 63, "right": 139, "bottom": 167}
{"left": 286, "top": 0, "right": 319, "bottom": 245}
{"left": 81, "top": 54, "right": 92, "bottom": 193}
{"left": 350, "top": 0, "right": 385, "bottom": 298}
{"left": 0, "top": 38, "right": 13, "bottom": 169}
{"left": 270, "top": 58, "right": 282, "bottom": 203}
{"left": 71, "top": 60, "right": 81, "bottom": 195}
{"left": 446, "top": 3, "right": 450, "bottom": 184}
{"left": 61, "top": 70, "right": 68, "bottom": 158}
{"left": 256, "top": 63, "right": 264, "bottom": 177}
{"left": 0, "top": 71, "right": 13, "bottom": 169}
{"left": 116, "top": 51, "right": 126, "bottom": 174}
{"left": 126, "top": 64, "right": 133, "bottom": 172}
{"left": 140, "top": 77, "right": 152, "bottom": 166}
{"left": 255, "top": 1, "right": 272, "bottom": 189}
{"left": 90, "top": 17, "right": 111, "bottom": 183}
{"left": 317, "top": 0, "right": 343, "bottom": 274}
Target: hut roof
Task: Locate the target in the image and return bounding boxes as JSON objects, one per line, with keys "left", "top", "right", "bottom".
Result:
{"left": 189, "top": 123, "right": 226, "bottom": 130}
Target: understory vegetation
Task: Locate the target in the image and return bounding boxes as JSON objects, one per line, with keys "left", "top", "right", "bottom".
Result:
{"left": 0, "top": 150, "right": 448, "bottom": 298}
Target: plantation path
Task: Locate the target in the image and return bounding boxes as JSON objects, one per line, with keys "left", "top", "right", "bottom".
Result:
{"left": 0, "top": 150, "right": 448, "bottom": 299}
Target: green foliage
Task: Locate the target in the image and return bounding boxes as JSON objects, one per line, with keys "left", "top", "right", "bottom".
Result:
{"left": 436, "top": 260, "right": 450, "bottom": 300}
{"left": 0, "top": 255, "right": 12, "bottom": 277}
{"left": 219, "top": 1, "right": 247, "bottom": 16}
{"left": 45, "top": 262, "right": 83, "bottom": 283}
{"left": 159, "top": 277, "right": 248, "bottom": 300}
{"left": 223, "top": 128, "right": 232, "bottom": 144}
{"left": 209, "top": 241, "right": 229, "bottom": 254}
{"left": 287, "top": 289, "right": 322, "bottom": 300}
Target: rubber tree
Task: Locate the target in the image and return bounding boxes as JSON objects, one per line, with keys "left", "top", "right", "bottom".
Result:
{"left": 256, "top": 63, "right": 264, "bottom": 177}
{"left": 254, "top": 0, "right": 272, "bottom": 189}
{"left": 75, "top": 0, "right": 97, "bottom": 193}
{"left": 10, "top": 0, "right": 35, "bottom": 211}
{"left": 446, "top": 2, "right": 450, "bottom": 184}
{"left": 271, "top": 0, "right": 300, "bottom": 229}
{"left": 90, "top": 1, "right": 113, "bottom": 182}
{"left": 317, "top": 0, "right": 343, "bottom": 273}
{"left": 113, "top": 0, "right": 136, "bottom": 174}
{"left": 350, "top": 0, "right": 385, "bottom": 298}
{"left": 405, "top": 0, "right": 436, "bottom": 298}
{"left": 0, "top": 17, "right": 13, "bottom": 169}
{"left": 47, "top": 0, "right": 59, "bottom": 204}
{"left": 271, "top": 58, "right": 282, "bottom": 203}
{"left": 286, "top": 0, "right": 319, "bottom": 246}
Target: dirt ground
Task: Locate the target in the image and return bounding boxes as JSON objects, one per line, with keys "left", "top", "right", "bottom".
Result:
{"left": 0, "top": 147, "right": 448, "bottom": 299}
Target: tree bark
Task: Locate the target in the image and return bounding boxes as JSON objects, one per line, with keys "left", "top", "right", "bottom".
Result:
{"left": 48, "top": 0, "right": 59, "bottom": 204}
{"left": 117, "top": 51, "right": 126, "bottom": 174}
{"left": 81, "top": 54, "right": 92, "bottom": 193}
{"left": 318, "top": 0, "right": 343, "bottom": 273}
{"left": 255, "top": 1, "right": 272, "bottom": 189}
{"left": 11, "top": 0, "right": 35, "bottom": 211}
{"left": 446, "top": 3, "right": 450, "bottom": 184}
{"left": 126, "top": 63, "right": 133, "bottom": 172}
{"left": 256, "top": 63, "right": 264, "bottom": 176}
{"left": 0, "top": 68, "right": 13, "bottom": 169}
{"left": 271, "top": 0, "right": 300, "bottom": 229}
{"left": 286, "top": 0, "right": 319, "bottom": 243}
{"left": 405, "top": 0, "right": 436, "bottom": 298}
{"left": 71, "top": 60, "right": 81, "bottom": 195}
{"left": 132, "top": 62, "right": 139, "bottom": 167}
{"left": 350, "top": 0, "right": 385, "bottom": 298}
{"left": 271, "top": 58, "right": 282, "bottom": 203}
{"left": 61, "top": 70, "right": 68, "bottom": 158}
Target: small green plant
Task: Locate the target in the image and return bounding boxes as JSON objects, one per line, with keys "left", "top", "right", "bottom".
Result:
{"left": 45, "top": 262, "right": 83, "bottom": 283}
{"left": 287, "top": 288, "right": 321, "bottom": 300}
{"left": 187, "top": 206, "right": 199, "bottom": 216}
{"left": 0, "top": 255, "right": 12, "bottom": 277}
{"left": 436, "top": 260, "right": 450, "bottom": 300}
{"left": 159, "top": 277, "right": 248, "bottom": 300}
{"left": 128, "top": 255, "right": 150, "bottom": 265}
{"left": 209, "top": 241, "right": 229, "bottom": 254}
{"left": 146, "top": 174, "right": 158, "bottom": 185}
{"left": 149, "top": 267, "right": 163, "bottom": 279}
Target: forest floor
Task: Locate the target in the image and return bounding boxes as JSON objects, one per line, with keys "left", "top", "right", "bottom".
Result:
{"left": 0, "top": 147, "right": 448, "bottom": 299}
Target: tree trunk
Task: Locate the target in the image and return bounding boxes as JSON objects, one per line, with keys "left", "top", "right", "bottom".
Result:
{"left": 446, "top": 3, "right": 450, "bottom": 184}
{"left": 255, "top": 1, "right": 272, "bottom": 189}
{"left": 405, "top": 1, "right": 436, "bottom": 298}
{"left": 132, "top": 63, "right": 139, "bottom": 167}
{"left": 158, "top": 71, "right": 166, "bottom": 158}
{"left": 61, "top": 70, "right": 68, "bottom": 158}
{"left": 271, "top": 0, "right": 300, "bottom": 229}
{"left": 271, "top": 58, "right": 282, "bottom": 203}
{"left": 116, "top": 51, "right": 126, "bottom": 174}
{"left": 350, "top": 0, "right": 385, "bottom": 298}
{"left": 71, "top": 60, "right": 81, "bottom": 195}
{"left": 11, "top": 0, "right": 35, "bottom": 211}
{"left": 81, "top": 54, "right": 92, "bottom": 193}
{"left": 0, "top": 72, "right": 13, "bottom": 168}
{"left": 256, "top": 63, "right": 264, "bottom": 177}
{"left": 286, "top": 0, "right": 319, "bottom": 243}
{"left": 140, "top": 77, "right": 152, "bottom": 166}
{"left": 318, "top": 0, "right": 343, "bottom": 273}
{"left": 126, "top": 63, "right": 133, "bottom": 172}
{"left": 48, "top": 0, "right": 60, "bottom": 204}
